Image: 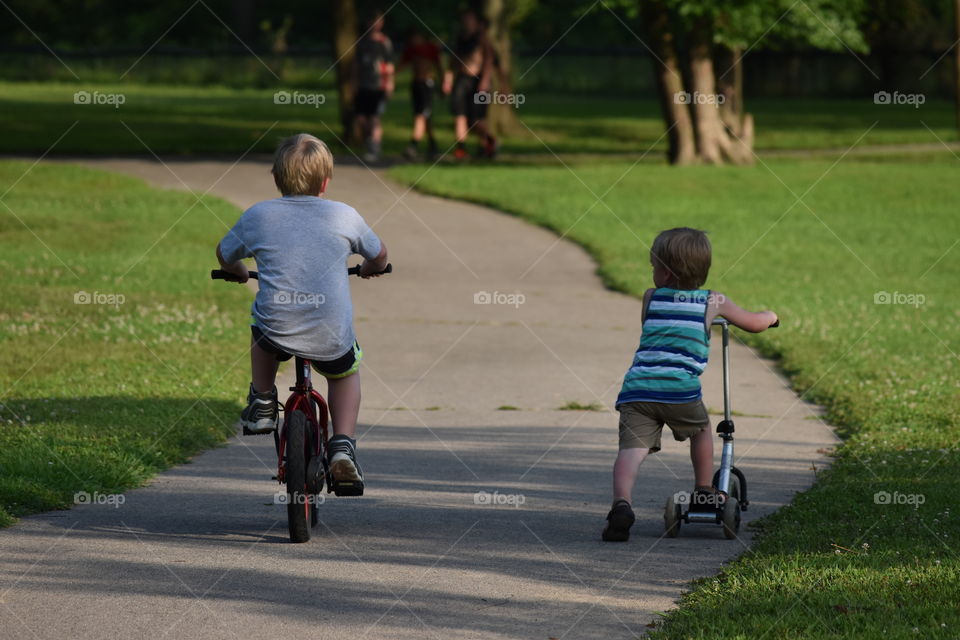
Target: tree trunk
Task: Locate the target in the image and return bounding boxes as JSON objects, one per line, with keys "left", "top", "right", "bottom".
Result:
{"left": 687, "top": 18, "right": 724, "bottom": 164}
{"left": 332, "top": 0, "right": 358, "bottom": 144}
{"left": 716, "top": 44, "right": 743, "bottom": 136}
{"left": 687, "top": 20, "right": 753, "bottom": 165}
{"left": 641, "top": 0, "right": 696, "bottom": 165}
{"left": 484, "top": 0, "right": 523, "bottom": 136}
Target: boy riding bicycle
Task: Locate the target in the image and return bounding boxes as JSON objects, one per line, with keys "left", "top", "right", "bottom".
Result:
{"left": 602, "top": 227, "right": 777, "bottom": 541}
{"left": 215, "top": 133, "right": 389, "bottom": 495}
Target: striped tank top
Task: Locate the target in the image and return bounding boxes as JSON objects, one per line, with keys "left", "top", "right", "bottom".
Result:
{"left": 616, "top": 288, "right": 711, "bottom": 406}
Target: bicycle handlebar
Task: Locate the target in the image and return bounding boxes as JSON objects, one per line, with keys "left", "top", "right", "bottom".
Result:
{"left": 711, "top": 317, "right": 779, "bottom": 328}
{"left": 211, "top": 263, "right": 392, "bottom": 282}
{"left": 347, "top": 263, "right": 392, "bottom": 276}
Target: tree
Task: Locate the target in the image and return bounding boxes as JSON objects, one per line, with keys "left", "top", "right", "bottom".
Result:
{"left": 483, "top": 0, "right": 536, "bottom": 136}
{"left": 608, "top": 0, "right": 869, "bottom": 165}
{"left": 332, "top": 0, "right": 359, "bottom": 144}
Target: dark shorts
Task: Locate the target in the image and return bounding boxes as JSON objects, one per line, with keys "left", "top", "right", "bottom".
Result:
{"left": 411, "top": 79, "right": 435, "bottom": 117}
{"left": 617, "top": 400, "right": 710, "bottom": 453}
{"left": 449, "top": 74, "right": 487, "bottom": 124}
{"left": 251, "top": 325, "right": 362, "bottom": 379}
{"left": 355, "top": 88, "right": 387, "bottom": 117}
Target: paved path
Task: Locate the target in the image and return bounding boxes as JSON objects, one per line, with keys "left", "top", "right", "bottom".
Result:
{"left": 0, "top": 158, "right": 838, "bottom": 639}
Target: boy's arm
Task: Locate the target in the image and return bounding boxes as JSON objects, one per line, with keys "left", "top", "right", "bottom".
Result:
{"left": 640, "top": 288, "right": 655, "bottom": 324}
{"left": 442, "top": 58, "right": 454, "bottom": 94}
{"left": 383, "top": 38, "right": 395, "bottom": 96}
{"left": 359, "top": 241, "right": 389, "bottom": 278}
{"left": 709, "top": 292, "right": 777, "bottom": 333}
{"left": 216, "top": 243, "right": 249, "bottom": 283}
{"left": 478, "top": 35, "right": 494, "bottom": 92}
{"left": 433, "top": 45, "right": 443, "bottom": 82}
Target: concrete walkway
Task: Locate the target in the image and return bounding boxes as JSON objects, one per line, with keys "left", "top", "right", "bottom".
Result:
{"left": 0, "top": 158, "right": 838, "bottom": 639}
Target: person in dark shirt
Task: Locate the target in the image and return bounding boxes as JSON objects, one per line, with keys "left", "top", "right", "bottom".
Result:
{"left": 399, "top": 29, "right": 443, "bottom": 160}
{"left": 352, "top": 11, "right": 394, "bottom": 162}
{"left": 442, "top": 8, "right": 498, "bottom": 159}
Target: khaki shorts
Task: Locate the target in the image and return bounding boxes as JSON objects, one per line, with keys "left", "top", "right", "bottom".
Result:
{"left": 618, "top": 400, "right": 710, "bottom": 452}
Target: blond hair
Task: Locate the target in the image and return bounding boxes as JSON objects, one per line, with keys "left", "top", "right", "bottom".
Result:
{"left": 271, "top": 133, "right": 333, "bottom": 196}
{"left": 650, "top": 227, "right": 712, "bottom": 289}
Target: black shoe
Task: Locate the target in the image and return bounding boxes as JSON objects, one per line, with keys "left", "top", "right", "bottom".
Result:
{"left": 239, "top": 384, "right": 278, "bottom": 435}
{"left": 602, "top": 499, "right": 635, "bottom": 542}
{"left": 328, "top": 435, "right": 364, "bottom": 496}
{"left": 691, "top": 486, "right": 725, "bottom": 510}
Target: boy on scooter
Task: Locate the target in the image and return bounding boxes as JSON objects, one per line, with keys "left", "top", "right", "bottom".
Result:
{"left": 602, "top": 227, "right": 777, "bottom": 541}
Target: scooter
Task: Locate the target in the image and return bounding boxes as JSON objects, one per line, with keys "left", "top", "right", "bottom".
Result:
{"left": 663, "top": 317, "right": 776, "bottom": 539}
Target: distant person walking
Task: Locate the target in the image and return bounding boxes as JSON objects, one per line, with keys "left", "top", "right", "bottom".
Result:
{"left": 398, "top": 29, "right": 442, "bottom": 160}
{"left": 353, "top": 11, "right": 394, "bottom": 162}
{"left": 442, "top": 8, "right": 498, "bottom": 160}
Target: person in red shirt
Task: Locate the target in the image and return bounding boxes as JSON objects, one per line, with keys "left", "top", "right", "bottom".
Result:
{"left": 398, "top": 29, "right": 442, "bottom": 160}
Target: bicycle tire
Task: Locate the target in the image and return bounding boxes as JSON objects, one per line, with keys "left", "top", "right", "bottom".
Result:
{"left": 285, "top": 410, "right": 311, "bottom": 543}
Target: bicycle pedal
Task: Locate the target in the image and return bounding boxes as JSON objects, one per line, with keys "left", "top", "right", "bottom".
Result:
{"left": 332, "top": 481, "right": 364, "bottom": 497}
{"left": 241, "top": 426, "right": 276, "bottom": 436}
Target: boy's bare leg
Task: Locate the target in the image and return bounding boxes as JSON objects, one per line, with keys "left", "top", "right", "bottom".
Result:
{"left": 689, "top": 426, "right": 714, "bottom": 487}
{"left": 454, "top": 115, "right": 469, "bottom": 142}
{"left": 612, "top": 447, "right": 649, "bottom": 505}
{"left": 250, "top": 337, "right": 279, "bottom": 393}
{"left": 371, "top": 116, "right": 383, "bottom": 145}
{"left": 327, "top": 372, "right": 361, "bottom": 438}
{"left": 412, "top": 114, "right": 426, "bottom": 141}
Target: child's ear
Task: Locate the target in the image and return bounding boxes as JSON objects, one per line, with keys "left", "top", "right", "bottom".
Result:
{"left": 319, "top": 177, "right": 331, "bottom": 195}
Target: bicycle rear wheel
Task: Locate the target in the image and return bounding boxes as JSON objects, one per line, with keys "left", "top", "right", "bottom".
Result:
{"left": 285, "top": 410, "right": 311, "bottom": 543}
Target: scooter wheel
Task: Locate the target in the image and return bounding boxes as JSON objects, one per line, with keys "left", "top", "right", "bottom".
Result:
{"left": 712, "top": 471, "right": 741, "bottom": 503}
{"left": 664, "top": 495, "right": 682, "bottom": 538}
{"left": 721, "top": 496, "right": 741, "bottom": 539}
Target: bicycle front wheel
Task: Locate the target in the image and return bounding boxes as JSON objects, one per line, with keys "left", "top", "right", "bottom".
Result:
{"left": 285, "top": 410, "right": 311, "bottom": 543}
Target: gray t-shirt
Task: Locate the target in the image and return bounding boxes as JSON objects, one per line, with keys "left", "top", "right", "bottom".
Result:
{"left": 219, "top": 196, "right": 382, "bottom": 360}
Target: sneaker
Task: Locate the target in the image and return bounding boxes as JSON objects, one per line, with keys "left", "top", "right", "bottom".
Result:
{"left": 601, "top": 499, "right": 635, "bottom": 542}
{"left": 453, "top": 146, "right": 469, "bottom": 160}
{"left": 402, "top": 143, "right": 419, "bottom": 160}
{"left": 690, "top": 486, "right": 725, "bottom": 510}
{"left": 240, "top": 384, "right": 278, "bottom": 435}
{"left": 328, "top": 434, "right": 364, "bottom": 496}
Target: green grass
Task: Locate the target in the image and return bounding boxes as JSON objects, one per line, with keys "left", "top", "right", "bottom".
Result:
{"left": 390, "top": 157, "right": 960, "bottom": 638}
{"left": 1, "top": 81, "right": 955, "bottom": 157}
{"left": 0, "top": 161, "right": 250, "bottom": 525}
{"left": 557, "top": 400, "right": 605, "bottom": 412}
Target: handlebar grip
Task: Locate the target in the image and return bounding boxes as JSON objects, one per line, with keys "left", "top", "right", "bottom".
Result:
{"left": 770, "top": 319, "right": 780, "bottom": 328}
{"left": 348, "top": 263, "right": 393, "bottom": 277}
{"left": 211, "top": 269, "right": 258, "bottom": 281}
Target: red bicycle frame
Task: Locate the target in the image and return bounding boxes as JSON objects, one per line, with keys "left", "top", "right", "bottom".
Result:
{"left": 276, "top": 357, "right": 329, "bottom": 484}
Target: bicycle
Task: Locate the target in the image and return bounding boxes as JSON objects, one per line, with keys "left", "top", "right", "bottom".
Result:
{"left": 212, "top": 263, "right": 392, "bottom": 543}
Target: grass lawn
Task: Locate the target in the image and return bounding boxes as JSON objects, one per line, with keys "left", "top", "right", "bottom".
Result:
{"left": 0, "top": 81, "right": 955, "bottom": 158}
{"left": 390, "top": 157, "right": 960, "bottom": 638}
{"left": 0, "top": 161, "right": 250, "bottom": 526}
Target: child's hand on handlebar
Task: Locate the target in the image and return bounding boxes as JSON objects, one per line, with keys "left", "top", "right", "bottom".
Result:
{"left": 358, "top": 260, "right": 387, "bottom": 279}
{"left": 223, "top": 264, "right": 249, "bottom": 283}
